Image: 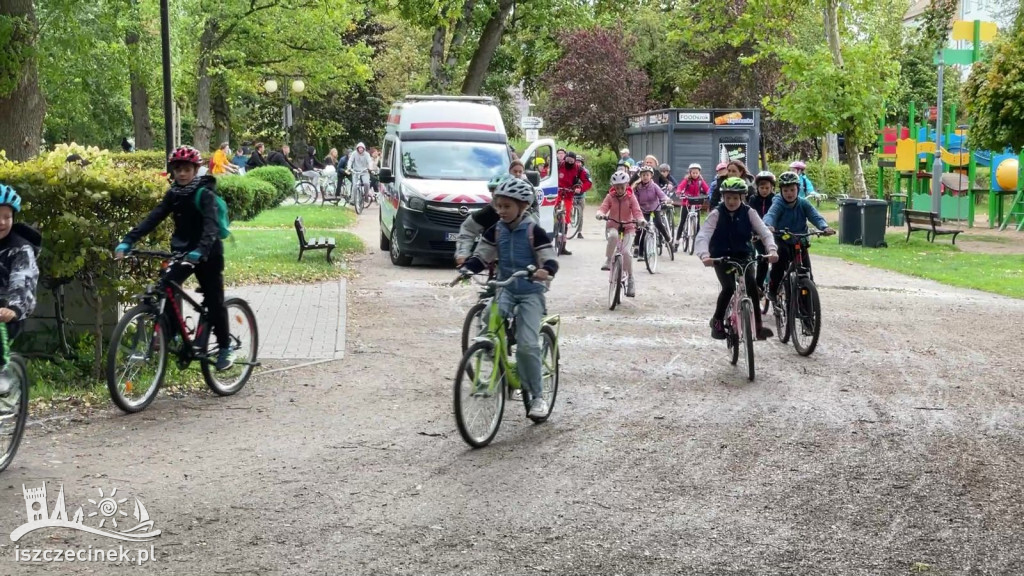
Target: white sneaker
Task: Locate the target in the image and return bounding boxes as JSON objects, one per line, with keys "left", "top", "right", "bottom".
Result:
{"left": 528, "top": 397, "right": 549, "bottom": 418}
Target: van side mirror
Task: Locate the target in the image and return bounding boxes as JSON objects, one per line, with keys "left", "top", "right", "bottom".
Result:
{"left": 525, "top": 170, "right": 541, "bottom": 187}
{"left": 379, "top": 167, "right": 394, "bottom": 183}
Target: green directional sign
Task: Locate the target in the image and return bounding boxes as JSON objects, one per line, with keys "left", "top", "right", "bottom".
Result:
{"left": 933, "top": 48, "right": 976, "bottom": 66}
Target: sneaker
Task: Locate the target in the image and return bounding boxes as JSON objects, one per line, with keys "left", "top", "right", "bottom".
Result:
{"left": 574, "top": 231, "right": 583, "bottom": 239}
{"left": 625, "top": 277, "right": 636, "bottom": 298}
{"left": 559, "top": 248, "right": 573, "bottom": 256}
{"left": 601, "top": 259, "right": 611, "bottom": 271}
{"left": 756, "top": 326, "right": 774, "bottom": 340}
{"left": 215, "top": 348, "right": 236, "bottom": 371}
{"left": 528, "top": 397, "right": 549, "bottom": 418}
{"left": 511, "top": 389, "right": 523, "bottom": 402}
{"left": 710, "top": 318, "right": 727, "bottom": 340}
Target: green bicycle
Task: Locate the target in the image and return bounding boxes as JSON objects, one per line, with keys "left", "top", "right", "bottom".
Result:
{"left": 450, "top": 267, "right": 560, "bottom": 448}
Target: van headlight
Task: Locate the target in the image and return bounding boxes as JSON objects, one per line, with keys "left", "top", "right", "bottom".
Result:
{"left": 401, "top": 188, "right": 426, "bottom": 211}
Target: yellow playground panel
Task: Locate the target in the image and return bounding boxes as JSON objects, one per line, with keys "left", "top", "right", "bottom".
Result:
{"left": 894, "top": 139, "right": 970, "bottom": 171}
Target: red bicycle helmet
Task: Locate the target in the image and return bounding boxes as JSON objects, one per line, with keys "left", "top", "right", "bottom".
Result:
{"left": 167, "top": 145, "right": 203, "bottom": 167}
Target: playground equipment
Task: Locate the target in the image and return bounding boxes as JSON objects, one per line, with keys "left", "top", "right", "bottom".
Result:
{"left": 991, "top": 152, "right": 1024, "bottom": 231}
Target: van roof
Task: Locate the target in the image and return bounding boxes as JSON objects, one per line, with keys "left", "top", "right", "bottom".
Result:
{"left": 386, "top": 96, "right": 507, "bottom": 136}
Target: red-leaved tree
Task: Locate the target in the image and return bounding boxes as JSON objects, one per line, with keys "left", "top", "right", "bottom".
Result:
{"left": 541, "top": 27, "right": 650, "bottom": 153}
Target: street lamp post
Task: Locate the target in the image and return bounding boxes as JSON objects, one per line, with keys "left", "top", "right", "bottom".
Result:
{"left": 931, "top": 51, "right": 945, "bottom": 216}
{"left": 264, "top": 78, "right": 305, "bottom": 142}
{"left": 160, "top": 0, "right": 173, "bottom": 157}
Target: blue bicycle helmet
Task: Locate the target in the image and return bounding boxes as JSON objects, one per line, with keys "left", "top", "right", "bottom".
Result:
{"left": 0, "top": 184, "right": 21, "bottom": 212}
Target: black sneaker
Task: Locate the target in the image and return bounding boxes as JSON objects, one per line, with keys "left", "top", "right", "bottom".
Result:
{"left": 710, "top": 318, "right": 727, "bottom": 340}
{"left": 756, "top": 326, "right": 774, "bottom": 340}
{"left": 559, "top": 248, "right": 573, "bottom": 256}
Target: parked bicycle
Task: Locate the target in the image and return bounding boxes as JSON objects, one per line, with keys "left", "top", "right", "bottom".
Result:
{"left": 107, "top": 250, "right": 260, "bottom": 413}
{"left": 709, "top": 256, "right": 764, "bottom": 381}
{"left": 599, "top": 217, "right": 639, "bottom": 310}
{"left": 677, "top": 195, "right": 707, "bottom": 256}
{"left": 0, "top": 324, "right": 29, "bottom": 473}
{"left": 768, "top": 229, "right": 826, "bottom": 356}
{"left": 450, "top": 267, "right": 560, "bottom": 448}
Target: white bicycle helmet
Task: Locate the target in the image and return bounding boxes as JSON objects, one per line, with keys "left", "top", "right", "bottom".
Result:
{"left": 688, "top": 163, "right": 702, "bottom": 171}
{"left": 493, "top": 177, "right": 536, "bottom": 203}
{"left": 755, "top": 170, "right": 776, "bottom": 184}
{"left": 610, "top": 171, "right": 630, "bottom": 186}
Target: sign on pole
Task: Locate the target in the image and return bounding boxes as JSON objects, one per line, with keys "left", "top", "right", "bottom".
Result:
{"left": 525, "top": 129, "right": 539, "bottom": 142}
{"left": 521, "top": 116, "right": 544, "bottom": 130}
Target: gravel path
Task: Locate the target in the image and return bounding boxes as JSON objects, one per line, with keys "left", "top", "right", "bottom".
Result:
{"left": 2, "top": 205, "right": 1022, "bottom": 575}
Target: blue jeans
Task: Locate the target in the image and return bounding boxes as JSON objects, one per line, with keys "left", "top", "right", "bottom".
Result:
{"left": 498, "top": 290, "right": 546, "bottom": 402}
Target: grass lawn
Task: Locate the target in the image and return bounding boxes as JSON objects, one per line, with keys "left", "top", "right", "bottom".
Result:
{"left": 812, "top": 230, "right": 1024, "bottom": 299}
{"left": 225, "top": 204, "right": 364, "bottom": 285}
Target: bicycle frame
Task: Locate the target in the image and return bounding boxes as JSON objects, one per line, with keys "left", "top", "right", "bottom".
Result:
{"left": 130, "top": 253, "right": 214, "bottom": 364}
{"left": 715, "top": 258, "right": 760, "bottom": 335}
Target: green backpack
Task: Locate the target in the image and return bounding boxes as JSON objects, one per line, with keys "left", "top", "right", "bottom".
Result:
{"left": 193, "top": 187, "right": 231, "bottom": 240}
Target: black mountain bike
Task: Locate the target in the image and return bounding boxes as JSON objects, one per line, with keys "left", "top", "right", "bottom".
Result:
{"left": 107, "top": 250, "right": 260, "bottom": 413}
{"left": 0, "top": 324, "right": 29, "bottom": 473}
{"left": 768, "top": 230, "right": 826, "bottom": 356}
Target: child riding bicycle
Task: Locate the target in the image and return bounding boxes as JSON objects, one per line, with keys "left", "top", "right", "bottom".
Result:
{"left": 596, "top": 171, "right": 644, "bottom": 297}
{"left": 695, "top": 177, "right": 778, "bottom": 341}
{"left": 114, "top": 145, "right": 235, "bottom": 371}
{"left": 750, "top": 171, "right": 777, "bottom": 293}
{"left": 0, "top": 184, "right": 40, "bottom": 400}
{"left": 454, "top": 165, "right": 541, "bottom": 267}
{"left": 762, "top": 171, "right": 836, "bottom": 302}
{"left": 459, "top": 178, "right": 559, "bottom": 419}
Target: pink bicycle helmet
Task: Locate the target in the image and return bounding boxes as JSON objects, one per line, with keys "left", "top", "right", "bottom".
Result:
{"left": 789, "top": 161, "right": 807, "bottom": 170}
{"left": 168, "top": 145, "right": 203, "bottom": 166}
{"left": 715, "top": 162, "right": 728, "bottom": 171}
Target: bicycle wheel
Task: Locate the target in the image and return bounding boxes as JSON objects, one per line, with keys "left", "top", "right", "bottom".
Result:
{"left": 568, "top": 204, "right": 583, "bottom": 239}
{"left": 106, "top": 304, "right": 167, "bottom": 413}
{"left": 664, "top": 215, "right": 675, "bottom": 261}
{"left": 201, "top": 297, "right": 259, "bottom": 396}
{"left": 353, "top": 182, "right": 364, "bottom": 214}
{"left": 776, "top": 277, "right": 792, "bottom": 344}
{"left": 461, "top": 301, "right": 488, "bottom": 353}
{"left": 687, "top": 216, "right": 698, "bottom": 255}
{"left": 740, "top": 299, "right": 755, "bottom": 381}
{"left": 644, "top": 229, "right": 658, "bottom": 274}
{"left": 791, "top": 278, "right": 822, "bottom": 357}
{"left": 609, "top": 256, "right": 622, "bottom": 310}
{"left": 554, "top": 217, "right": 566, "bottom": 255}
{"left": 453, "top": 340, "right": 505, "bottom": 448}
{"left": 295, "top": 181, "right": 316, "bottom": 205}
{"left": 0, "top": 356, "right": 29, "bottom": 473}
{"left": 527, "top": 325, "right": 559, "bottom": 423}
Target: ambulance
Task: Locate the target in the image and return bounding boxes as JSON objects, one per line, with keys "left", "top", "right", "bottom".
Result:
{"left": 377, "top": 95, "right": 558, "bottom": 266}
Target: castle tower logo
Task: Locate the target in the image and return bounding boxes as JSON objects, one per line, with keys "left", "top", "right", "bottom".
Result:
{"left": 11, "top": 483, "right": 161, "bottom": 543}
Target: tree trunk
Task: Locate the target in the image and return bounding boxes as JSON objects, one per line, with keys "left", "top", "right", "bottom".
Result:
{"left": 212, "top": 74, "right": 231, "bottom": 147}
{"left": 845, "top": 136, "right": 868, "bottom": 198}
{"left": 461, "top": 0, "right": 515, "bottom": 96}
{"left": 446, "top": 0, "right": 476, "bottom": 71}
{"left": 823, "top": 133, "right": 839, "bottom": 162}
{"left": 125, "top": 30, "right": 154, "bottom": 150}
{"left": 428, "top": 26, "right": 447, "bottom": 92}
{"left": 0, "top": 0, "right": 46, "bottom": 161}
{"left": 194, "top": 20, "right": 218, "bottom": 152}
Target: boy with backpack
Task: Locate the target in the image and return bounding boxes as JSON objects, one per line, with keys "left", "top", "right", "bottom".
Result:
{"left": 114, "top": 145, "right": 235, "bottom": 371}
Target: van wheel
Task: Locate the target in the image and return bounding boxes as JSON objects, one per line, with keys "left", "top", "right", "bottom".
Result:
{"left": 390, "top": 224, "right": 412, "bottom": 266}
{"left": 379, "top": 214, "right": 391, "bottom": 251}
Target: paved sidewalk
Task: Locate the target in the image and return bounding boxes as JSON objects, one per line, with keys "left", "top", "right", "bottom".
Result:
{"left": 223, "top": 279, "right": 346, "bottom": 360}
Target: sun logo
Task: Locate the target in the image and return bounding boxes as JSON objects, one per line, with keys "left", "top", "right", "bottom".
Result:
{"left": 87, "top": 487, "right": 129, "bottom": 529}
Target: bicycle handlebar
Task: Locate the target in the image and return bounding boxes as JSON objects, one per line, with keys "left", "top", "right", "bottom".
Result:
{"left": 451, "top": 266, "right": 536, "bottom": 287}
{"left": 776, "top": 228, "right": 828, "bottom": 239}
{"left": 597, "top": 216, "right": 643, "bottom": 226}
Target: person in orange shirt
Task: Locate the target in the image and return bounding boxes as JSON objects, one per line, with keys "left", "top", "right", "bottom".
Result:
{"left": 210, "top": 142, "right": 237, "bottom": 175}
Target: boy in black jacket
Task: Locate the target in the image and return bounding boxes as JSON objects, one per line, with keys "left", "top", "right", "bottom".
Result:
{"left": 114, "top": 146, "right": 234, "bottom": 371}
{"left": 749, "top": 171, "right": 776, "bottom": 293}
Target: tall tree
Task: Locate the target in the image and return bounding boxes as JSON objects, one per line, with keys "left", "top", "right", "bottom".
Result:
{"left": 0, "top": 0, "right": 46, "bottom": 161}
{"left": 124, "top": 0, "right": 154, "bottom": 149}
{"left": 962, "top": 8, "right": 1024, "bottom": 151}
{"left": 461, "top": 0, "right": 514, "bottom": 95}
{"left": 541, "top": 26, "right": 649, "bottom": 153}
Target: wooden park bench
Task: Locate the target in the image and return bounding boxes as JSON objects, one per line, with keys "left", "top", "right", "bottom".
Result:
{"left": 294, "top": 216, "right": 336, "bottom": 263}
{"left": 903, "top": 209, "right": 963, "bottom": 245}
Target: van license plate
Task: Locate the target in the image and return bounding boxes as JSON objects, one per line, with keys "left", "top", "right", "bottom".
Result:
{"left": 446, "top": 232, "right": 459, "bottom": 241}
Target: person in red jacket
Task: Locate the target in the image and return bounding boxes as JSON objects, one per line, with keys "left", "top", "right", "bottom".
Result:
{"left": 556, "top": 151, "right": 591, "bottom": 255}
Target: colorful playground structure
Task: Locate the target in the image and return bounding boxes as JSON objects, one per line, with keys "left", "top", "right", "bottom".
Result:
{"left": 874, "top": 18, "right": 1024, "bottom": 231}
{"left": 876, "top": 102, "right": 1023, "bottom": 230}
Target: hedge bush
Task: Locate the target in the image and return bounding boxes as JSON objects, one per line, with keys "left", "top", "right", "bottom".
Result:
{"left": 215, "top": 174, "right": 277, "bottom": 221}
{"left": 769, "top": 160, "right": 994, "bottom": 197}
{"left": 110, "top": 150, "right": 168, "bottom": 172}
{"left": 246, "top": 166, "right": 295, "bottom": 205}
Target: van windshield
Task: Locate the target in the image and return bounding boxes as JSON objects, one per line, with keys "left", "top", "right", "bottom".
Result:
{"left": 400, "top": 141, "right": 509, "bottom": 181}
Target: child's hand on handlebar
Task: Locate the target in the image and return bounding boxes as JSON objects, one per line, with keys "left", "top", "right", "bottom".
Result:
{"left": 823, "top": 227, "right": 837, "bottom": 236}
{"left": 701, "top": 257, "right": 714, "bottom": 267}
{"left": 533, "top": 269, "right": 550, "bottom": 282}
{"left": 767, "top": 251, "right": 779, "bottom": 263}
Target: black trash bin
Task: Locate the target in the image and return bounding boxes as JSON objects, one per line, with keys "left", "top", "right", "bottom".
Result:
{"left": 837, "top": 198, "right": 861, "bottom": 245}
{"left": 889, "top": 194, "right": 907, "bottom": 226}
{"left": 860, "top": 199, "right": 889, "bottom": 248}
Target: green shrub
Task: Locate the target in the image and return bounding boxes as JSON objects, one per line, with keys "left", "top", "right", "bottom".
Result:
{"left": 110, "top": 150, "right": 168, "bottom": 172}
{"left": 215, "top": 174, "right": 277, "bottom": 221}
{"left": 246, "top": 166, "right": 295, "bottom": 205}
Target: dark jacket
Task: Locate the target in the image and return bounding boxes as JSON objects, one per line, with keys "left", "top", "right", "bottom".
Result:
{"left": 122, "top": 175, "right": 223, "bottom": 259}
{"left": 302, "top": 156, "right": 324, "bottom": 171}
{"left": 267, "top": 150, "right": 298, "bottom": 171}
{"left": 0, "top": 223, "right": 40, "bottom": 323}
{"left": 747, "top": 191, "right": 776, "bottom": 219}
{"left": 709, "top": 204, "right": 755, "bottom": 258}
{"left": 245, "top": 150, "right": 266, "bottom": 170}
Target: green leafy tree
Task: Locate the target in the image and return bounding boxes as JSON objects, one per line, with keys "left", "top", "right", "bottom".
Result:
{"left": 962, "top": 9, "right": 1024, "bottom": 151}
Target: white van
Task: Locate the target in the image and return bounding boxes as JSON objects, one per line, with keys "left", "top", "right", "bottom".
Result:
{"left": 377, "top": 95, "right": 557, "bottom": 266}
